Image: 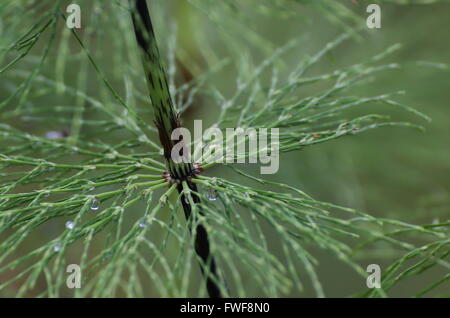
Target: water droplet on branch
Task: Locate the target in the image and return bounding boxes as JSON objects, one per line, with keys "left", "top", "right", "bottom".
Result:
{"left": 90, "top": 197, "right": 100, "bottom": 211}
{"left": 53, "top": 242, "right": 62, "bottom": 252}
{"left": 65, "top": 221, "right": 75, "bottom": 230}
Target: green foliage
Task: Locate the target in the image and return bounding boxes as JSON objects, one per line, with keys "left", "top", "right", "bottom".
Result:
{"left": 0, "top": 0, "right": 448, "bottom": 297}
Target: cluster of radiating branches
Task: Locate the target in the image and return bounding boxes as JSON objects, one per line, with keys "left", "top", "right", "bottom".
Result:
{"left": 0, "top": 0, "right": 448, "bottom": 297}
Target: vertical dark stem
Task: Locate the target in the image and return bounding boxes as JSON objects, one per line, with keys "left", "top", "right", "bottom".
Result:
{"left": 178, "top": 182, "right": 222, "bottom": 298}
{"left": 129, "top": 0, "right": 222, "bottom": 298}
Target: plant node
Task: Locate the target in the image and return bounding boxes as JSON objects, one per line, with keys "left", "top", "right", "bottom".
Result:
{"left": 163, "top": 163, "right": 204, "bottom": 184}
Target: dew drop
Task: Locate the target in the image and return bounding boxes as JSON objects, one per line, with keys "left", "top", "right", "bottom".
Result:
{"left": 206, "top": 188, "right": 218, "bottom": 201}
{"left": 53, "top": 242, "right": 62, "bottom": 252}
{"left": 138, "top": 220, "right": 148, "bottom": 228}
{"left": 90, "top": 197, "right": 100, "bottom": 211}
{"left": 65, "top": 221, "right": 75, "bottom": 230}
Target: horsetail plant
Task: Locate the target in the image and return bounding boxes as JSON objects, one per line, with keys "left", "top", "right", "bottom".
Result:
{"left": 0, "top": 0, "right": 448, "bottom": 298}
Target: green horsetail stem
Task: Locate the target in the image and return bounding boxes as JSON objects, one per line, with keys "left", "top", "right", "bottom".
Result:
{"left": 129, "top": 0, "right": 222, "bottom": 298}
